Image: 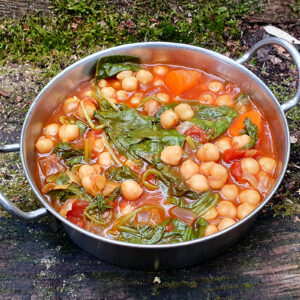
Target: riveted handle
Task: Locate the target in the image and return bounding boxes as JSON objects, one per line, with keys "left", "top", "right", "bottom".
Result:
{"left": 237, "top": 37, "right": 300, "bottom": 112}
{"left": 0, "top": 143, "right": 48, "bottom": 220}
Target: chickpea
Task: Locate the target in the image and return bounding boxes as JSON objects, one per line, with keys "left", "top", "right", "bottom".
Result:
{"left": 236, "top": 101, "right": 248, "bottom": 114}
{"left": 186, "top": 174, "right": 210, "bottom": 193}
{"left": 93, "top": 138, "right": 104, "bottom": 152}
{"left": 116, "top": 90, "right": 128, "bottom": 101}
{"left": 202, "top": 207, "right": 218, "bottom": 221}
{"left": 98, "top": 79, "right": 108, "bottom": 88}
{"left": 116, "top": 70, "right": 133, "bottom": 80}
{"left": 101, "top": 87, "right": 115, "bottom": 98}
{"left": 216, "top": 137, "right": 231, "bottom": 153}
{"left": 205, "top": 224, "right": 218, "bottom": 236}
{"left": 217, "top": 201, "right": 237, "bottom": 218}
{"left": 160, "top": 145, "right": 182, "bottom": 166}
{"left": 208, "top": 81, "right": 224, "bottom": 93}
{"left": 221, "top": 184, "right": 238, "bottom": 201}
{"left": 122, "top": 76, "right": 138, "bottom": 92}
{"left": 153, "top": 65, "right": 169, "bottom": 76}
{"left": 44, "top": 123, "right": 60, "bottom": 136}
{"left": 207, "top": 163, "right": 228, "bottom": 189}
{"left": 199, "top": 162, "right": 215, "bottom": 176}
{"left": 63, "top": 97, "right": 79, "bottom": 114}
{"left": 198, "top": 93, "right": 214, "bottom": 105}
{"left": 35, "top": 136, "right": 54, "bottom": 153}
{"left": 156, "top": 93, "right": 170, "bottom": 103}
{"left": 218, "top": 218, "right": 236, "bottom": 231}
{"left": 239, "top": 189, "right": 260, "bottom": 205}
{"left": 121, "top": 179, "right": 143, "bottom": 201}
{"left": 160, "top": 109, "right": 179, "bottom": 129}
{"left": 98, "top": 152, "right": 112, "bottom": 167}
{"left": 237, "top": 203, "right": 256, "bottom": 219}
{"left": 258, "top": 157, "right": 276, "bottom": 173}
{"left": 143, "top": 99, "right": 159, "bottom": 116}
{"left": 94, "top": 174, "right": 106, "bottom": 191}
{"left": 241, "top": 157, "right": 260, "bottom": 175}
{"left": 81, "top": 176, "right": 94, "bottom": 195}
{"left": 136, "top": 69, "right": 153, "bottom": 85}
{"left": 154, "top": 79, "right": 164, "bottom": 86}
{"left": 215, "top": 94, "right": 233, "bottom": 107}
{"left": 58, "top": 124, "right": 80, "bottom": 142}
{"left": 232, "top": 134, "right": 251, "bottom": 149}
{"left": 197, "top": 143, "right": 220, "bottom": 162}
{"left": 77, "top": 101, "right": 96, "bottom": 120}
{"left": 92, "top": 164, "right": 102, "bottom": 174}
{"left": 174, "top": 103, "right": 194, "bottom": 121}
{"left": 180, "top": 159, "right": 200, "bottom": 180}
{"left": 83, "top": 90, "right": 94, "bottom": 98}
{"left": 78, "top": 165, "right": 95, "bottom": 181}
{"left": 130, "top": 96, "right": 142, "bottom": 107}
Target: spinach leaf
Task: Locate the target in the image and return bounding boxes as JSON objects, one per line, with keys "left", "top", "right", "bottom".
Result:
{"left": 84, "top": 194, "right": 113, "bottom": 226}
{"left": 119, "top": 219, "right": 170, "bottom": 245}
{"left": 65, "top": 156, "right": 83, "bottom": 167}
{"left": 190, "top": 107, "right": 237, "bottom": 140}
{"left": 48, "top": 183, "right": 93, "bottom": 203}
{"left": 155, "top": 161, "right": 198, "bottom": 198}
{"left": 95, "top": 103, "right": 154, "bottom": 131}
{"left": 54, "top": 142, "right": 84, "bottom": 159}
{"left": 168, "top": 192, "right": 219, "bottom": 216}
{"left": 188, "top": 192, "right": 219, "bottom": 216}
{"left": 243, "top": 117, "right": 258, "bottom": 149}
{"left": 53, "top": 142, "right": 84, "bottom": 166}
{"left": 157, "top": 103, "right": 237, "bottom": 141}
{"left": 108, "top": 166, "right": 138, "bottom": 181}
{"left": 95, "top": 103, "right": 162, "bottom": 161}
{"left": 131, "top": 140, "right": 163, "bottom": 164}
{"left": 75, "top": 120, "right": 88, "bottom": 135}
{"left": 162, "top": 217, "right": 208, "bottom": 242}
{"left": 161, "top": 129, "right": 185, "bottom": 147}
{"left": 194, "top": 105, "right": 234, "bottom": 119}
{"left": 95, "top": 55, "right": 141, "bottom": 81}
{"left": 90, "top": 194, "right": 112, "bottom": 214}
{"left": 55, "top": 172, "right": 70, "bottom": 185}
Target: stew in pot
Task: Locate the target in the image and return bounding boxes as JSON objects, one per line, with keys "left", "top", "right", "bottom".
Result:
{"left": 35, "top": 55, "right": 277, "bottom": 244}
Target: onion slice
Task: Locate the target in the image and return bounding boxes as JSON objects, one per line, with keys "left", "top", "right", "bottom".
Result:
{"left": 170, "top": 206, "right": 198, "bottom": 226}
{"left": 176, "top": 121, "right": 193, "bottom": 135}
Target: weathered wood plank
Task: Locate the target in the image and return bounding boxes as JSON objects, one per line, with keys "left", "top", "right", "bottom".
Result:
{"left": 0, "top": 214, "right": 299, "bottom": 299}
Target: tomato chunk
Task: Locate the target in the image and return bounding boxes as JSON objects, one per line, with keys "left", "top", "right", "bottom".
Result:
{"left": 223, "top": 148, "right": 246, "bottom": 162}
{"left": 231, "top": 161, "right": 243, "bottom": 180}
{"left": 185, "top": 125, "right": 209, "bottom": 144}
{"left": 66, "top": 200, "right": 89, "bottom": 228}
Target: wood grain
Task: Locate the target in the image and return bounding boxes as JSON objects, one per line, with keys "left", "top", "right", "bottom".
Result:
{"left": 0, "top": 215, "right": 299, "bottom": 299}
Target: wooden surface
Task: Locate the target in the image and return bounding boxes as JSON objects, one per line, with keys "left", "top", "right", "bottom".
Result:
{"left": 1, "top": 213, "right": 300, "bottom": 299}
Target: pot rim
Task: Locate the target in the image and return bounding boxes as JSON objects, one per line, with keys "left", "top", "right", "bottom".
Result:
{"left": 20, "top": 41, "right": 290, "bottom": 249}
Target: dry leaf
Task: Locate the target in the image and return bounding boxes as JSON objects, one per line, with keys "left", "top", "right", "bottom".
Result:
{"left": 264, "top": 25, "right": 300, "bottom": 45}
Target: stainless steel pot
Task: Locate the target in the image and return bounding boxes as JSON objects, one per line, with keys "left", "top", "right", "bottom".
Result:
{"left": 1, "top": 38, "right": 299, "bottom": 270}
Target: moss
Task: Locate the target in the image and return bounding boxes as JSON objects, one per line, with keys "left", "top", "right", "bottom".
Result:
{"left": 0, "top": 0, "right": 263, "bottom": 73}
{"left": 0, "top": 152, "right": 41, "bottom": 216}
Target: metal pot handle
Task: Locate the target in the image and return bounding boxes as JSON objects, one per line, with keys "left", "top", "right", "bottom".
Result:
{"left": 0, "top": 143, "right": 48, "bottom": 220}
{"left": 236, "top": 37, "right": 300, "bottom": 112}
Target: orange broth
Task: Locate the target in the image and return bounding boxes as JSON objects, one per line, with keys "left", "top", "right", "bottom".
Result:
{"left": 34, "top": 63, "right": 277, "bottom": 243}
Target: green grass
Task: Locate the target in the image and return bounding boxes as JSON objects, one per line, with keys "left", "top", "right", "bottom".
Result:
{"left": 0, "top": 0, "right": 263, "bottom": 76}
